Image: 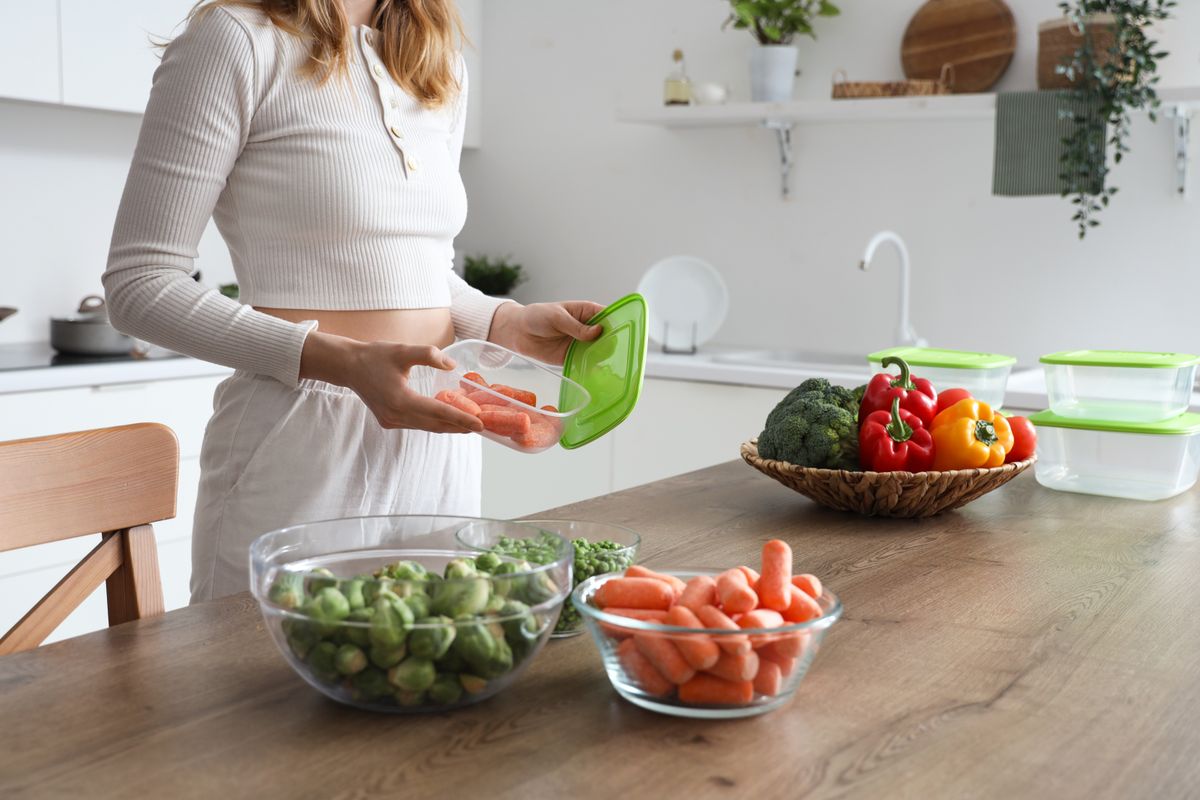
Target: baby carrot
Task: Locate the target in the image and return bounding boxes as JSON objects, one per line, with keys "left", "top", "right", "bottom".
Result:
{"left": 490, "top": 384, "right": 537, "bottom": 407}
{"left": 678, "top": 674, "right": 754, "bottom": 706}
{"left": 716, "top": 569, "right": 757, "bottom": 614}
{"left": 465, "top": 390, "right": 509, "bottom": 407}
{"left": 599, "top": 607, "right": 670, "bottom": 640}
{"left": 540, "top": 405, "right": 559, "bottom": 413}
{"left": 634, "top": 633, "right": 695, "bottom": 685}
{"left": 460, "top": 371, "right": 489, "bottom": 391}
{"left": 617, "top": 638, "right": 673, "bottom": 697}
{"left": 664, "top": 606, "right": 720, "bottom": 671}
{"left": 434, "top": 389, "right": 483, "bottom": 417}
{"left": 738, "top": 565, "right": 761, "bottom": 585}
{"left": 737, "top": 608, "right": 785, "bottom": 647}
{"left": 593, "top": 577, "right": 674, "bottom": 611}
{"left": 763, "top": 631, "right": 807, "bottom": 661}
{"left": 694, "top": 605, "right": 751, "bottom": 655}
{"left": 752, "top": 660, "right": 783, "bottom": 696}
{"left": 625, "top": 565, "right": 687, "bottom": 599}
{"left": 705, "top": 649, "right": 759, "bottom": 683}
{"left": 513, "top": 421, "right": 559, "bottom": 450}
{"left": 479, "top": 408, "right": 532, "bottom": 436}
{"left": 678, "top": 575, "right": 718, "bottom": 613}
{"left": 782, "top": 584, "right": 822, "bottom": 623}
{"left": 792, "top": 573, "right": 823, "bottom": 600}
{"left": 758, "top": 540, "right": 792, "bottom": 612}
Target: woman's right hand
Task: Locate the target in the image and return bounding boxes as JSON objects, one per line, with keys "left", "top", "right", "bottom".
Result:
{"left": 300, "top": 332, "right": 483, "bottom": 434}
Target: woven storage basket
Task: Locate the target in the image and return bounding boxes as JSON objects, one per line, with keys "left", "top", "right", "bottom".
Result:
{"left": 831, "top": 65, "right": 954, "bottom": 99}
{"left": 741, "top": 440, "right": 1035, "bottom": 519}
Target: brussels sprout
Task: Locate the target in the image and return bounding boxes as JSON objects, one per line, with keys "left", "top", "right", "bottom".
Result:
{"left": 306, "top": 567, "right": 338, "bottom": 593}
{"left": 431, "top": 577, "right": 489, "bottom": 617}
{"left": 453, "top": 618, "right": 497, "bottom": 674}
{"left": 459, "top": 674, "right": 488, "bottom": 695}
{"left": 514, "top": 570, "right": 559, "bottom": 606}
{"left": 369, "top": 641, "right": 407, "bottom": 669}
{"left": 335, "top": 643, "right": 368, "bottom": 676}
{"left": 476, "top": 638, "right": 514, "bottom": 679}
{"left": 349, "top": 667, "right": 392, "bottom": 701}
{"left": 341, "top": 578, "right": 366, "bottom": 611}
{"left": 268, "top": 572, "right": 305, "bottom": 609}
{"left": 362, "top": 577, "right": 393, "bottom": 606}
{"left": 379, "top": 560, "right": 428, "bottom": 582}
{"left": 443, "top": 558, "right": 478, "bottom": 580}
{"left": 283, "top": 617, "right": 320, "bottom": 659}
{"left": 342, "top": 607, "right": 374, "bottom": 647}
{"left": 498, "top": 599, "right": 540, "bottom": 659}
{"left": 407, "top": 616, "right": 456, "bottom": 660}
{"left": 388, "top": 657, "right": 436, "bottom": 692}
{"left": 436, "top": 646, "right": 467, "bottom": 674}
{"left": 484, "top": 594, "right": 506, "bottom": 615}
{"left": 369, "top": 591, "right": 414, "bottom": 650}
{"left": 309, "top": 586, "right": 351, "bottom": 622}
{"left": 490, "top": 561, "right": 522, "bottom": 598}
{"left": 429, "top": 673, "right": 464, "bottom": 705}
{"left": 307, "top": 641, "right": 340, "bottom": 683}
{"left": 404, "top": 592, "right": 432, "bottom": 620}
{"left": 473, "top": 552, "right": 503, "bottom": 573}
{"left": 394, "top": 689, "right": 426, "bottom": 708}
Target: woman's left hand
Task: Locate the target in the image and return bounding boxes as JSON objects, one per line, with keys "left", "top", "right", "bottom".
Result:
{"left": 488, "top": 301, "right": 605, "bottom": 365}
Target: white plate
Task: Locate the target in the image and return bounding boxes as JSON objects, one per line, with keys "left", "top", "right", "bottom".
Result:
{"left": 637, "top": 256, "right": 729, "bottom": 351}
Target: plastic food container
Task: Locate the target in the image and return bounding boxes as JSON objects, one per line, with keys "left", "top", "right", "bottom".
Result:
{"left": 431, "top": 339, "right": 591, "bottom": 454}
{"left": 573, "top": 570, "right": 842, "bottom": 719}
{"left": 868, "top": 347, "right": 1016, "bottom": 408}
{"left": 1030, "top": 411, "right": 1200, "bottom": 501}
{"left": 1040, "top": 350, "right": 1200, "bottom": 423}
{"left": 250, "top": 515, "right": 572, "bottom": 713}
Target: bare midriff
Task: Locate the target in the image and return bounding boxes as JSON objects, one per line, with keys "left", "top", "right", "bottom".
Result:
{"left": 255, "top": 307, "right": 456, "bottom": 348}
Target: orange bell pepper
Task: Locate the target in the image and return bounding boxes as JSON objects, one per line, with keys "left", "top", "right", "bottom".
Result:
{"left": 930, "top": 399, "right": 1014, "bottom": 470}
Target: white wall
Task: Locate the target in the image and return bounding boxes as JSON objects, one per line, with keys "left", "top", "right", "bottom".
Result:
{"left": 457, "top": 0, "right": 1200, "bottom": 366}
{"left": 0, "top": 101, "right": 235, "bottom": 345}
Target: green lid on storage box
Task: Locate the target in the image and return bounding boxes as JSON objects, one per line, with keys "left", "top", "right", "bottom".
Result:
{"left": 559, "top": 293, "right": 648, "bottom": 450}
{"left": 1039, "top": 350, "right": 1200, "bottom": 369}
{"left": 867, "top": 347, "right": 1016, "bottom": 370}
{"left": 1029, "top": 410, "right": 1200, "bottom": 436}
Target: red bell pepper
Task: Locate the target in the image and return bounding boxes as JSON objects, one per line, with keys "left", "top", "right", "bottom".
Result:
{"left": 859, "top": 356, "right": 937, "bottom": 429}
{"left": 859, "top": 397, "right": 935, "bottom": 472}
{"left": 1005, "top": 415, "right": 1037, "bottom": 463}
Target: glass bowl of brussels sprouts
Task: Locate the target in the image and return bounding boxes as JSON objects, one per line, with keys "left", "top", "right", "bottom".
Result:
{"left": 462, "top": 519, "right": 641, "bottom": 639}
{"left": 250, "top": 515, "right": 572, "bottom": 713}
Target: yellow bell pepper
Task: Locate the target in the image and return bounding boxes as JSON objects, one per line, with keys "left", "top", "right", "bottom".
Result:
{"left": 930, "top": 399, "right": 1014, "bottom": 470}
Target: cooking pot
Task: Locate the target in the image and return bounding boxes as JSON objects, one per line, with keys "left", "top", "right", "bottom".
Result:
{"left": 50, "top": 295, "right": 135, "bottom": 356}
{"left": 0, "top": 307, "right": 16, "bottom": 324}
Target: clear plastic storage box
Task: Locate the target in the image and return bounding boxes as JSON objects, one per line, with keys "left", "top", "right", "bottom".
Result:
{"left": 1040, "top": 350, "right": 1200, "bottom": 423}
{"left": 868, "top": 347, "right": 1016, "bottom": 408}
{"left": 1030, "top": 411, "right": 1200, "bottom": 501}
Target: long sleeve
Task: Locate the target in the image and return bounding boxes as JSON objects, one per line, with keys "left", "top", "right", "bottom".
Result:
{"left": 445, "top": 57, "right": 512, "bottom": 341}
{"left": 103, "top": 8, "right": 316, "bottom": 387}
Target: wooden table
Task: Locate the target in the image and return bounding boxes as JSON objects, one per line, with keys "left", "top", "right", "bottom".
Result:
{"left": 3, "top": 463, "right": 1199, "bottom": 799}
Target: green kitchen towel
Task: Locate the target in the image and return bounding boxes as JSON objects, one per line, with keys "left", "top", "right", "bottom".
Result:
{"left": 992, "top": 90, "right": 1105, "bottom": 197}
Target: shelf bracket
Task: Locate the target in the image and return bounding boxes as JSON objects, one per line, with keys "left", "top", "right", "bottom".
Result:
{"left": 764, "top": 119, "right": 794, "bottom": 199}
{"left": 1171, "top": 104, "right": 1195, "bottom": 200}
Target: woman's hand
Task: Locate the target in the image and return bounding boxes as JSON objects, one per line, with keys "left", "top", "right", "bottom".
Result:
{"left": 488, "top": 301, "right": 605, "bottom": 365}
{"left": 300, "top": 332, "right": 483, "bottom": 433}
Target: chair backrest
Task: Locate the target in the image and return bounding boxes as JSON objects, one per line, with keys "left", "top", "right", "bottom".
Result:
{"left": 0, "top": 423, "right": 179, "bottom": 655}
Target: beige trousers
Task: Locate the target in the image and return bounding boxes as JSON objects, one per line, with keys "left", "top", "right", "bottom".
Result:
{"left": 190, "top": 369, "right": 481, "bottom": 602}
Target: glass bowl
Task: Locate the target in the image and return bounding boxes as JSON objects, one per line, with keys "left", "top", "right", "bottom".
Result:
{"left": 572, "top": 569, "right": 842, "bottom": 719}
{"left": 250, "top": 515, "right": 572, "bottom": 713}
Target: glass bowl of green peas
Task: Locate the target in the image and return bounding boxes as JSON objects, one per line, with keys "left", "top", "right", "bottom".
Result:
{"left": 485, "top": 520, "right": 641, "bottom": 638}
{"left": 251, "top": 516, "right": 572, "bottom": 713}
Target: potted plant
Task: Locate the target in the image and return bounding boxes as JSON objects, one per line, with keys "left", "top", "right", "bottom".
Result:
{"left": 1053, "top": 0, "right": 1173, "bottom": 238}
{"left": 724, "top": 0, "right": 840, "bottom": 103}
{"left": 463, "top": 254, "right": 526, "bottom": 299}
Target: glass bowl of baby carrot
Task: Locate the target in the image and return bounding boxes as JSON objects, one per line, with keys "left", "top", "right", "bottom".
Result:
{"left": 571, "top": 541, "right": 842, "bottom": 719}
{"left": 429, "top": 339, "right": 590, "bottom": 453}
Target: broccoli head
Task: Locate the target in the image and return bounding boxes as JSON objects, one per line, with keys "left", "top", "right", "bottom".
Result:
{"left": 766, "top": 378, "right": 859, "bottom": 430}
{"left": 758, "top": 394, "right": 859, "bottom": 470}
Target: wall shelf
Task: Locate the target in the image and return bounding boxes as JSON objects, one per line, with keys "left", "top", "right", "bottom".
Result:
{"left": 618, "top": 87, "right": 1200, "bottom": 198}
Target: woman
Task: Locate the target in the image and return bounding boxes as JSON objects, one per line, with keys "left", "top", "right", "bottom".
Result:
{"left": 104, "top": 0, "right": 602, "bottom": 602}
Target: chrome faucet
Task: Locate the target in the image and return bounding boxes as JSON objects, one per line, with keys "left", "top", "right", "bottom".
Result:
{"left": 859, "top": 231, "right": 927, "bottom": 348}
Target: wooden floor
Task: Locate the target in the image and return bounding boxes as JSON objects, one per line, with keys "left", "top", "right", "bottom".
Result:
{"left": 1, "top": 462, "right": 1198, "bottom": 799}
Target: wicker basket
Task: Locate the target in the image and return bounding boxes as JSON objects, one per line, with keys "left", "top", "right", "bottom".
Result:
{"left": 1038, "top": 15, "right": 1117, "bottom": 90}
{"left": 831, "top": 65, "right": 954, "bottom": 99}
{"left": 741, "top": 440, "right": 1035, "bottom": 519}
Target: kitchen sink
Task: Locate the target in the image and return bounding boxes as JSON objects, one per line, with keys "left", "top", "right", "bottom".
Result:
{"left": 709, "top": 349, "right": 868, "bottom": 373}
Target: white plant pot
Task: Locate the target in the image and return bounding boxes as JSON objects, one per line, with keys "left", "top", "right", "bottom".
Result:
{"left": 750, "top": 45, "right": 799, "bottom": 103}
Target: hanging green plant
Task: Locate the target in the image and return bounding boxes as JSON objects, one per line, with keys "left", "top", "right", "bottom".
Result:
{"left": 1056, "top": 0, "right": 1174, "bottom": 239}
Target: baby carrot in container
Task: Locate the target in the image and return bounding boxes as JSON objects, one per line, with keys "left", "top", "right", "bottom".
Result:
{"left": 756, "top": 642, "right": 797, "bottom": 675}
{"left": 752, "top": 660, "right": 783, "bottom": 696}
{"left": 466, "top": 390, "right": 509, "bottom": 408}
{"left": 594, "top": 578, "right": 674, "bottom": 611}
{"left": 738, "top": 565, "right": 761, "bottom": 586}
{"left": 617, "top": 638, "right": 672, "bottom": 697}
{"left": 513, "top": 421, "right": 559, "bottom": 450}
{"left": 791, "top": 573, "right": 822, "bottom": 600}
{"left": 634, "top": 633, "right": 695, "bottom": 685}
{"left": 434, "top": 389, "right": 483, "bottom": 417}
{"left": 678, "top": 575, "right": 718, "bottom": 612}
{"left": 490, "top": 385, "right": 538, "bottom": 407}
{"left": 599, "top": 608, "right": 670, "bottom": 640}
{"left": 479, "top": 408, "right": 531, "bottom": 437}
{"left": 678, "top": 674, "right": 754, "bottom": 706}
{"left": 664, "top": 606, "right": 720, "bottom": 671}
{"left": 694, "top": 605, "right": 751, "bottom": 655}
{"left": 716, "top": 569, "right": 757, "bottom": 613}
{"left": 782, "top": 585, "right": 822, "bottom": 623}
{"left": 460, "top": 371, "right": 489, "bottom": 391}
{"left": 758, "top": 540, "right": 793, "bottom": 612}
{"left": 706, "top": 649, "right": 759, "bottom": 683}
{"left": 625, "top": 565, "right": 687, "bottom": 599}
{"left": 737, "top": 609, "right": 785, "bottom": 648}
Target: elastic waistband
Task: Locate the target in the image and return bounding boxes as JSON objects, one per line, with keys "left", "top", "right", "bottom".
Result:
{"left": 230, "top": 370, "right": 358, "bottom": 397}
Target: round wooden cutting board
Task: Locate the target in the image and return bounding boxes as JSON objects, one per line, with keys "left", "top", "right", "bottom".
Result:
{"left": 901, "top": 0, "right": 1017, "bottom": 93}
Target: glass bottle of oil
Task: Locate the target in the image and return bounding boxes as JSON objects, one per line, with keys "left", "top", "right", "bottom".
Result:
{"left": 663, "top": 49, "right": 692, "bottom": 106}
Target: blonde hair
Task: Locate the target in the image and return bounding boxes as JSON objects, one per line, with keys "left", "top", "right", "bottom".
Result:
{"left": 194, "top": 0, "right": 464, "bottom": 108}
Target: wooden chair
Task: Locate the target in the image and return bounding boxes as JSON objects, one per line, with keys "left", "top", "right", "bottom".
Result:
{"left": 0, "top": 423, "right": 179, "bottom": 655}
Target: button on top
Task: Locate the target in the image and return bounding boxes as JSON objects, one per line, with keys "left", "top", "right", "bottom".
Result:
{"left": 364, "top": 31, "right": 374, "bottom": 46}
{"left": 372, "top": 63, "right": 385, "bottom": 78}
{"left": 389, "top": 124, "right": 404, "bottom": 139}
{"left": 406, "top": 156, "right": 419, "bottom": 171}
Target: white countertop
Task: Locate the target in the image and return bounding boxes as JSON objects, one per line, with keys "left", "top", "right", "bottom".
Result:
{"left": 0, "top": 347, "right": 232, "bottom": 395}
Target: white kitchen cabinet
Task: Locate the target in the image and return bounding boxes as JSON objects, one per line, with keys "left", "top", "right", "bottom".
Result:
{"left": 0, "top": 0, "right": 61, "bottom": 104}
{"left": 611, "top": 379, "right": 786, "bottom": 492}
{"left": 458, "top": 0, "right": 483, "bottom": 149}
{"left": 59, "top": 0, "right": 193, "bottom": 114}
{"left": 481, "top": 437, "right": 613, "bottom": 519}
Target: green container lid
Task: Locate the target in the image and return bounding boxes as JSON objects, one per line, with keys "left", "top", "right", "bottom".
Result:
{"left": 1039, "top": 350, "right": 1200, "bottom": 369}
{"left": 867, "top": 347, "right": 1016, "bottom": 370}
{"left": 1029, "top": 410, "right": 1200, "bottom": 436}
{"left": 559, "top": 293, "right": 648, "bottom": 450}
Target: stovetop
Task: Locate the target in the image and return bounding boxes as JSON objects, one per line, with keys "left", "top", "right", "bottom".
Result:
{"left": 0, "top": 342, "right": 183, "bottom": 372}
